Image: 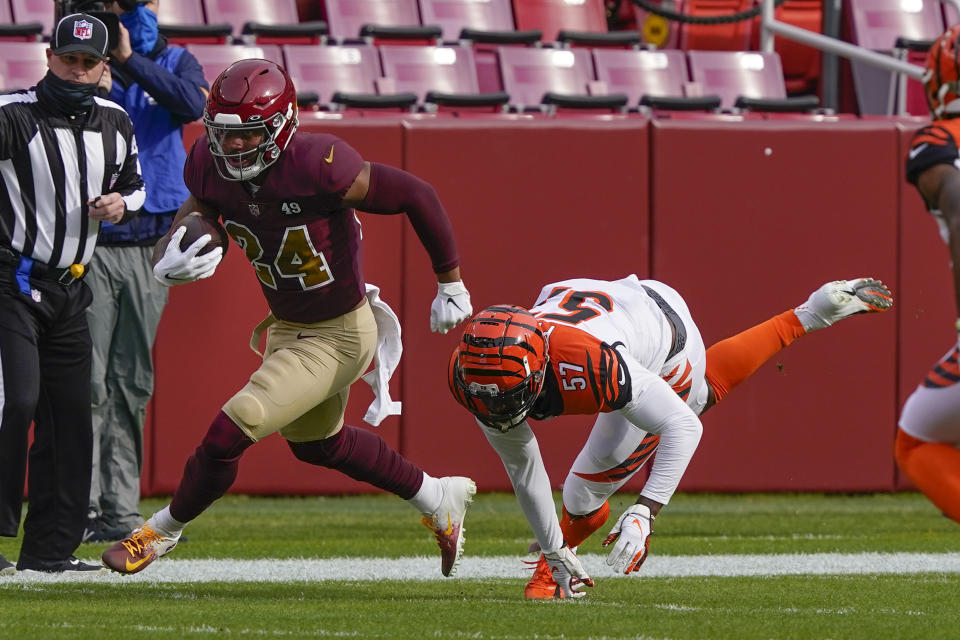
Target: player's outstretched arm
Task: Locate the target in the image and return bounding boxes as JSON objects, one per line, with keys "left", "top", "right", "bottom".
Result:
{"left": 345, "top": 161, "right": 472, "bottom": 332}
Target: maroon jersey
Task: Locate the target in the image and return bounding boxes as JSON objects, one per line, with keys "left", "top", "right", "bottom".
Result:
{"left": 185, "top": 133, "right": 366, "bottom": 322}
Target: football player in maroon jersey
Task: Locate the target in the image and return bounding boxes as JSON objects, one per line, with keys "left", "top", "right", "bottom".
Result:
{"left": 103, "top": 59, "right": 476, "bottom": 577}
{"left": 899, "top": 26, "right": 960, "bottom": 529}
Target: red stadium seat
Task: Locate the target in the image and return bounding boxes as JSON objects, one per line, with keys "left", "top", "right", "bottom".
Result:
{"left": 322, "top": 0, "right": 422, "bottom": 41}
{"left": 847, "top": 0, "right": 942, "bottom": 114}
{"left": 497, "top": 46, "right": 597, "bottom": 110}
{"left": 680, "top": 0, "right": 754, "bottom": 51}
{"left": 418, "top": 0, "right": 516, "bottom": 41}
{"left": 849, "top": 0, "right": 942, "bottom": 51}
{"left": 592, "top": 48, "right": 690, "bottom": 104}
{"left": 282, "top": 44, "right": 381, "bottom": 105}
{"left": 185, "top": 44, "right": 284, "bottom": 87}
{"left": 379, "top": 45, "right": 482, "bottom": 100}
{"left": 0, "top": 41, "right": 47, "bottom": 92}
{"left": 764, "top": 0, "right": 823, "bottom": 95}
{"left": 203, "top": 0, "right": 326, "bottom": 44}
{"left": 687, "top": 50, "right": 787, "bottom": 109}
{"left": 158, "top": 0, "right": 206, "bottom": 26}
{"left": 378, "top": 44, "right": 509, "bottom": 113}
{"left": 10, "top": 0, "right": 53, "bottom": 35}
{"left": 0, "top": 0, "right": 42, "bottom": 41}
{"left": 159, "top": 0, "right": 232, "bottom": 44}
{"left": 511, "top": 0, "right": 607, "bottom": 42}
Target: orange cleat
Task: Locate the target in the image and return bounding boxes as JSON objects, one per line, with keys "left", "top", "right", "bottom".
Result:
{"left": 524, "top": 553, "right": 561, "bottom": 599}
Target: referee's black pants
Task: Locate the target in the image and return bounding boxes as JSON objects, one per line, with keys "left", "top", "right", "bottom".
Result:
{"left": 0, "top": 268, "right": 94, "bottom": 562}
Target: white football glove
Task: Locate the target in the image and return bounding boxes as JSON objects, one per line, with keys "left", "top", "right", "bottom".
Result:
{"left": 430, "top": 280, "right": 473, "bottom": 334}
{"left": 543, "top": 545, "right": 594, "bottom": 599}
{"left": 602, "top": 503, "right": 654, "bottom": 574}
{"left": 153, "top": 226, "right": 223, "bottom": 287}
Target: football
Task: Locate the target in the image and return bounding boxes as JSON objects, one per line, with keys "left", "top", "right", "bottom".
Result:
{"left": 175, "top": 212, "right": 228, "bottom": 256}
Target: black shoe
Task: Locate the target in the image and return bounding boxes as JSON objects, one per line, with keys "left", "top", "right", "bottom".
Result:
{"left": 16, "top": 554, "right": 105, "bottom": 573}
{"left": 82, "top": 519, "right": 132, "bottom": 543}
{"left": 0, "top": 553, "right": 14, "bottom": 576}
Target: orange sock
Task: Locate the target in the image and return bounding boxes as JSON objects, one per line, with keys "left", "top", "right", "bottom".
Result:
{"left": 895, "top": 428, "right": 960, "bottom": 524}
{"left": 704, "top": 310, "right": 806, "bottom": 403}
{"left": 560, "top": 501, "right": 611, "bottom": 547}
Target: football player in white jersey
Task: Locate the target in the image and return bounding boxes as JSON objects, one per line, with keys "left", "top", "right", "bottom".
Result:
{"left": 449, "top": 275, "right": 892, "bottom": 599}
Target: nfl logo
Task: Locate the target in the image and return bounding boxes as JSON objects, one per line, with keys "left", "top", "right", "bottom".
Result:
{"left": 73, "top": 20, "right": 93, "bottom": 40}
{"left": 31, "top": 288, "right": 41, "bottom": 303}
{"left": 248, "top": 204, "right": 261, "bottom": 217}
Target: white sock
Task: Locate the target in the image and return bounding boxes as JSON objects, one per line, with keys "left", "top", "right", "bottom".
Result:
{"left": 148, "top": 506, "right": 186, "bottom": 538}
{"left": 408, "top": 473, "right": 444, "bottom": 515}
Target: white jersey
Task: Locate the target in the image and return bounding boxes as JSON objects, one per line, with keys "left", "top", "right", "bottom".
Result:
{"left": 480, "top": 275, "right": 707, "bottom": 555}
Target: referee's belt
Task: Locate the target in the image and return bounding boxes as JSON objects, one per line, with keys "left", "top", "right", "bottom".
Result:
{"left": 0, "top": 245, "right": 87, "bottom": 286}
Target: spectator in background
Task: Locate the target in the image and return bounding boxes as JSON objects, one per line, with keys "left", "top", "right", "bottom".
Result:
{"left": 82, "top": 0, "right": 208, "bottom": 542}
{"left": 900, "top": 26, "right": 960, "bottom": 527}
{"left": 0, "top": 13, "right": 144, "bottom": 573}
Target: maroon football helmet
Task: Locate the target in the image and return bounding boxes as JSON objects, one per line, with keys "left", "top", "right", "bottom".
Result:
{"left": 203, "top": 59, "right": 298, "bottom": 181}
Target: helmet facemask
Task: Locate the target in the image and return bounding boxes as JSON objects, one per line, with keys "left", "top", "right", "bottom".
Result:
{"left": 454, "top": 353, "right": 547, "bottom": 431}
{"left": 204, "top": 104, "right": 295, "bottom": 182}
{"left": 449, "top": 306, "right": 550, "bottom": 432}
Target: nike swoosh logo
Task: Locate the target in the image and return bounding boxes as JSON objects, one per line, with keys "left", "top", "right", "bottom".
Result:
{"left": 909, "top": 143, "right": 928, "bottom": 160}
{"left": 324, "top": 145, "right": 334, "bottom": 164}
{"left": 125, "top": 555, "right": 152, "bottom": 572}
{"left": 618, "top": 366, "right": 626, "bottom": 386}
{"left": 297, "top": 332, "right": 319, "bottom": 339}
{"left": 444, "top": 514, "right": 453, "bottom": 536}
{"left": 163, "top": 274, "right": 192, "bottom": 282}
{"left": 445, "top": 298, "right": 462, "bottom": 311}
{"left": 631, "top": 518, "right": 643, "bottom": 529}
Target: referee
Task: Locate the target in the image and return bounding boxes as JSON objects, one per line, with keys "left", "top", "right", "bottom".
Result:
{"left": 0, "top": 13, "right": 145, "bottom": 573}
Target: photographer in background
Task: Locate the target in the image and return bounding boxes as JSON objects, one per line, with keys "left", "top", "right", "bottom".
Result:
{"left": 79, "top": 0, "right": 208, "bottom": 543}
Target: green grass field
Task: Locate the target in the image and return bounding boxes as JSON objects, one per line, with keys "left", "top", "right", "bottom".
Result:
{"left": 1, "top": 492, "right": 958, "bottom": 640}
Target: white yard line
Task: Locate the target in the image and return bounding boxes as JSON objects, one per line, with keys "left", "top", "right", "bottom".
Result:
{"left": 3, "top": 552, "right": 960, "bottom": 583}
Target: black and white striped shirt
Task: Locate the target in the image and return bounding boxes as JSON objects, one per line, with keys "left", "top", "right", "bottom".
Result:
{"left": 0, "top": 90, "right": 146, "bottom": 268}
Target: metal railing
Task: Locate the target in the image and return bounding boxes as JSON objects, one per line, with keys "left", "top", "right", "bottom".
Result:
{"left": 758, "top": 0, "right": 925, "bottom": 80}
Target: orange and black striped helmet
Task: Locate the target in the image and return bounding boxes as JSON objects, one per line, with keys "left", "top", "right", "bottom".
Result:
{"left": 448, "top": 305, "right": 549, "bottom": 431}
{"left": 925, "top": 25, "right": 960, "bottom": 119}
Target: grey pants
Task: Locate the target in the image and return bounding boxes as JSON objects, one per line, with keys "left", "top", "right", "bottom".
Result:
{"left": 86, "top": 245, "right": 168, "bottom": 530}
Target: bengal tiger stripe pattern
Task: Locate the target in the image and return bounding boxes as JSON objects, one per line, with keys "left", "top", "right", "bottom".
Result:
{"left": 448, "top": 305, "right": 549, "bottom": 428}
{"left": 573, "top": 434, "right": 661, "bottom": 483}
{"left": 924, "top": 346, "right": 960, "bottom": 388}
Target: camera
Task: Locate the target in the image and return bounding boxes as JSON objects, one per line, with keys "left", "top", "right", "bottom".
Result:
{"left": 55, "top": 1, "right": 148, "bottom": 52}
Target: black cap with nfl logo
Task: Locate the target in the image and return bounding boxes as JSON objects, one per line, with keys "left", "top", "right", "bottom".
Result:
{"left": 52, "top": 13, "right": 108, "bottom": 61}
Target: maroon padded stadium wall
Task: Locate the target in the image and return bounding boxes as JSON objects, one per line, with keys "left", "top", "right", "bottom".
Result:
{"left": 144, "top": 116, "right": 946, "bottom": 496}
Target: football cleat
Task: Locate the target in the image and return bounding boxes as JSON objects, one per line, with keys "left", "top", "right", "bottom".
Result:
{"left": 101, "top": 524, "right": 179, "bottom": 574}
{"left": 524, "top": 553, "right": 560, "bottom": 599}
{"left": 0, "top": 553, "right": 16, "bottom": 575}
{"left": 16, "top": 554, "right": 105, "bottom": 573}
{"left": 421, "top": 476, "right": 477, "bottom": 577}
{"left": 794, "top": 278, "right": 893, "bottom": 332}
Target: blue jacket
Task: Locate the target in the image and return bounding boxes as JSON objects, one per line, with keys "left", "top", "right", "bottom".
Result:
{"left": 99, "top": 36, "right": 207, "bottom": 245}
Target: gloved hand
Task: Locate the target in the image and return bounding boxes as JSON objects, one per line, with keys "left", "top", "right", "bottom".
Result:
{"left": 602, "top": 503, "right": 655, "bottom": 574}
{"left": 153, "top": 226, "right": 223, "bottom": 287}
{"left": 430, "top": 280, "right": 473, "bottom": 334}
{"left": 543, "top": 545, "right": 594, "bottom": 598}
